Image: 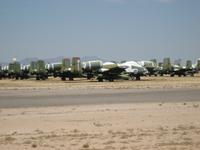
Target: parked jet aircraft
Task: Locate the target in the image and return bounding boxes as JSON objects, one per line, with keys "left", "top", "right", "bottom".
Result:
{"left": 29, "top": 60, "right": 48, "bottom": 80}
{"left": 0, "top": 64, "right": 2, "bottom": 79}
{"left": 59, "top": 57, "right": 82, "bottom": 81}
{"left": 196, "top": 58, "right": 200, "bottom": 71}
{"left": 137, "top": 60, "right": 158, "bottom": 76}
{"left": 47, "top": 57, "right": 82, "bottom": 81}
{"left": 82, "top": 60, "right": 103, "bottom": 80}
{"left": 82, "top": 60, "right": 128, "bottom": 82}
{"left": 46, "top": 62, "right": 61, "bottom": 77}
{"left": 120, "top": 61, "right": 148, "bottom": 80}
{"left": 158, "top": 58, "right": 197, "bottom": 77}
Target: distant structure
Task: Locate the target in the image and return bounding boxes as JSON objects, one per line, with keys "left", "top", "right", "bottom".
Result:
{"left": 12, "top": 58, "right": 17, "bottom": 62}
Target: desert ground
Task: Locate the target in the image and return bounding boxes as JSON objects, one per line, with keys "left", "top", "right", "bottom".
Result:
{"left": 0, "top": 75, "right": 200, "bottom": 150}
{"left": 0, "top": 74, "right": 200, "bottom": 90}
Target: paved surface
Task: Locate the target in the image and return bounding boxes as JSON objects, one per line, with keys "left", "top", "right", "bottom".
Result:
{"left": 0, "top": 88, "right": 199, "bottom": 108}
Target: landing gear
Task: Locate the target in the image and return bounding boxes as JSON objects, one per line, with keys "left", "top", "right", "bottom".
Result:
{"left": 69, "top": 77, "right": 74, "bottom": 81}
{"left": 98, "top": 77, "right": 103, "bottom": 82}
{"left": 87, "top": 73, "right": 93, "bottom": 80}
{"left": 136, "top": 76, "right": 141, "bottom": 81}
{"left": 108, "top": 78, "right": 114, "bottom": 82}
{"left": 61, "top": 76, "right": 66, "bottom": 81}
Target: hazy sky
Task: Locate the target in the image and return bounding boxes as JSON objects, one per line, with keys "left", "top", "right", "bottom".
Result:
{"left": 0, "top": 0, "right": 200, "bottom": 62}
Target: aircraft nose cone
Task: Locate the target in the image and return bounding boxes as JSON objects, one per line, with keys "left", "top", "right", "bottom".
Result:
{"left": 118, "top": 64, "right": 128, "bottom": 69}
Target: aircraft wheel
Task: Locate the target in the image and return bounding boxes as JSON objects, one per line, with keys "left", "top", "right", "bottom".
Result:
{"left": 109, "top": 78, "right": 114, "bottom": 82}
{"left": 136, "top": 76, "right": 140, "bottom": 80}
{"left": 98, "top": 78, "right": 103, "bottom": 82}
{"left": 87, "top": 74, "right": 92, "bottom": 80}
{"left": 61, "top": 77, "right": 66, "bottom": 81}
{"left": 53, "top": 74, "right": 57, "bottom": 78}
{"left": 69, "top": 77, "right": 74, "bottom": 81}
{"left": 41, "top": 76, "right": 46, "bottom": 80}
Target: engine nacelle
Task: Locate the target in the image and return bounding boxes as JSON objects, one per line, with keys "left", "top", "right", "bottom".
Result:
{"left": 82, "top": 60, "right": 103, "bottom": 71}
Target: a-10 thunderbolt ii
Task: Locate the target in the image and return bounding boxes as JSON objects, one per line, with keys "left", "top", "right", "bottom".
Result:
{"left": 82, "top": 60, "right": 148, "bottom": 81}
{"left": 137, "top": 59, "right": 159, "bottom": 76}
{"left": 120, "top": 61, "right": 148, "bottom": 80}
{"left": 158, "top": 58, "right": 197, "bottom": 77}
{"left": 29, "top": 60, "right": 48, "bottom": 80}
{"left": 0, "top": 64, "right": 2, "bottom": 79}
{"left": 82, "top": 60, "right": 128, "bottom": 82}
{"left": 6, "top": 60, "right": 29, "bottom": 80}
{"left": 47, "top": 57, "right": 82, "bottom": 81}
{"left": 194, "top": 58, "right": 200, "bottom": 72}
{"left": 1, "top": 65, "right": 9, "bottom": 79}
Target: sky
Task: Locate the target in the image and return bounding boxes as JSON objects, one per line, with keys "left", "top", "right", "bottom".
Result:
{"left": 0, "top": 0, "right": 200, "bottom": 63}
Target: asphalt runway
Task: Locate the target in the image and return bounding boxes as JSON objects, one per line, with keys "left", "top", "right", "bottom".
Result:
{"left": 0, "top": 88, "right": 200, "bottom": 108}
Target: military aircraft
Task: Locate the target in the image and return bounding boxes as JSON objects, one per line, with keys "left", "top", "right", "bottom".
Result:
{"left": 59, "top": 57, "right": 82, "bottom": 81}
{"left": 47, "top": 57, "right": 82, "bottom": 81}
{"left": 137, "top": 60, "right": 159, "bottom": 76}
{"left": 0, "top": 64, "right": 2, "bottom": 79}
{"left": 29, "top": 60, "right": 48, "bottom": 80}
{"left": 20, "top": 64, "right": 30, "bottom": 79}
{"left": 158, "top": 58, "right": 197, "bottom": 77}
{"left": 82, "top": 60, "right": 103, "bottom": 80}
{"left": 1, "top": 65, "right": 9, "bottom": 79}
{"left": 195, "top": 58, "right": 200, "bottom": 72}
{"left": 120, "top": 61, "right": 148, "bottom": 80}
{"left": 82, "top": 60, "right": 129, "bottom": 82}
{"left": 46, "top": 62, "right": 62, "bottom": 77}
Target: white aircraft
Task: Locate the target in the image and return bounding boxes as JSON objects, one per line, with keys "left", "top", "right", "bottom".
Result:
{"left": 82, "top": 60, "right": 128, "bottom": 82}
{"left": 120, "top": 61, "right": 148, "bottom": 80}
{"left": 137, "top": 60, "right": 159, "bottom": 76}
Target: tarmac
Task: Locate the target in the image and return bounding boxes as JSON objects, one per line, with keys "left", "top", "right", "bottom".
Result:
{"left": 0, "top": 88, "right": 200, "bottom": 108}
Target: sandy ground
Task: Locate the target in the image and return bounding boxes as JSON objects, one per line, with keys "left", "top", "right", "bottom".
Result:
{"left": 0, "top": 74, "right": 200, "bottom": 90}
{"left": 1, "top": 75, "right": 200, "bottom": 149}
{"left": 0, "top": 103, "right": 200, "bottom": 150}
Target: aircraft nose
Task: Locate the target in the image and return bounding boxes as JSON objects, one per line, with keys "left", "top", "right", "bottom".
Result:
{"left": 118, "top": 64, "right": 128, "bottom": 69}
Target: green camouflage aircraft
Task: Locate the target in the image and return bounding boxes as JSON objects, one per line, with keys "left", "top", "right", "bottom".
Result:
{"left": 48, "top": 57, "right": 82, "bottom": 81}
{"left": 158, "top": 58, "right": 197, "bottom": 77}
{"left": 0, "top": 64, "right": 2, "bottom": 79}
{"left": 29, "top": 60, "right": 48, "bottom": 80}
